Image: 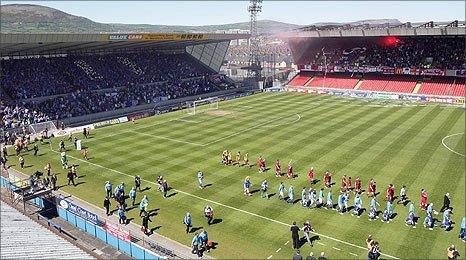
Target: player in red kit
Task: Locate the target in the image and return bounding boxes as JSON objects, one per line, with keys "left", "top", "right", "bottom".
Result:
{"left": 386, "top": 184, "right": 395, "bottom": 202}
{"left": 287, "top": 161, "right": 293, "bottom": 179}
{"left": 354, "top": 177, "right": 361, "bottom": 194}
{"left": 341, "top": 175, "right": 348, "bottom": 192}
{"left": 257, "top": 156, "right": 266, "bottom": 173}
{"left": 324, "top": 171, "right": 332, "bottom": 188}
{"left": 307, "top": 167, "right": 315, "bottom": 184}
{"left": 275, "top": 159, "right": 281, "bottom": 177}
{"left": 367, "top": 179, "right": 376, "bottom": 197}
{"left": 420, "top": 189, "right": 428, "bottom": 210}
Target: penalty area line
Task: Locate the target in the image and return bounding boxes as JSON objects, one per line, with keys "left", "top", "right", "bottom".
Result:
{"left": 49, "top": 148, "right": 400, "bottom": 260}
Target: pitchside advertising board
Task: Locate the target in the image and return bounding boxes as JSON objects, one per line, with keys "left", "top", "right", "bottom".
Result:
{"left": 93, "top": 116, "right": 128, "bottom": 129}
{"left": 106, "top": 33, "right": 207, "bottom": 41}
{"left": 53, "top": 124, "right": 95, "bottom": 137}
{"left": 104, "top": 222, "right": 131, "bottom": 242}
{"left": 57, "top": 195, "right": 100, "bottom": 225}
{"left": 284, "top": 87, "right": 464, "bottom": 106}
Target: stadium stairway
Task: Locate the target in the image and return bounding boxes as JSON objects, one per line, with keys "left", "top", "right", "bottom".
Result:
{"left": 353, "top": 79, "right": 363, "bottom": 90}
{"left": 412, "top": 82, "right": 422, "bottom": 94}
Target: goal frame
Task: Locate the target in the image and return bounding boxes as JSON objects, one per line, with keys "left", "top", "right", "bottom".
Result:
{"left": 28, "top": 121, "right": 58, "bottom": 135}
{"left": 187, "top": 97, "right": 219, "bottom": 115}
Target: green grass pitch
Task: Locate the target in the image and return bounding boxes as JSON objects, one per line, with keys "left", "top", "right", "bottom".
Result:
{"left": 10, "top": 92, "right": 465, "bottom": 259}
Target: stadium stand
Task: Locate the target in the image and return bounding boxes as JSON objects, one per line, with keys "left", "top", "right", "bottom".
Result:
{"left": 1, "top": 52, "right": 235, "bottom": 128}
{"left": 291, "top": 36, "right": 465, "bottom": 70}
{"left": 288, "top": 74, "right": 312, "bottom": 86}
{"left": 305, "top": 75, "right": 359, "bottom": 89}
{"left": 0, "top": 201, "right": 94, "bottom": 259}
{"left": 451, "top": 79, "right": 466, "bottom": 97}
{"left": 0, "top": 101, "right": 50, "bottom": 129}
{"left": 1, "top": 52, "right": 220, "bottom": 100}
{"left": 417, "top": 78, "right": 454, "bottom": 96}
{"left": 383, "top": 77, "right": 417, "bottom": 93}
{"left": 357, "top": 76, "right": 391, "bottom": 92}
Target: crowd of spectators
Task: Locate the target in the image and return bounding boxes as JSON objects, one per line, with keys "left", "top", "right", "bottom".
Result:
{"left": 226, "top": 39, "right": 293, "bottom": 64}
{"left": 1, "top": 51, "right": 235, "bottom": 128}
{"left": 0, "top": 101, "right": 50, "bottom": 129}
{"left": 1, "top": 52, "right": 214, "bottom": 99}
{"left": 304, "top": 37, "right": 465, "bottom": 70}
{"left": 5, "top": 76, "right": 228, "bottom": 121}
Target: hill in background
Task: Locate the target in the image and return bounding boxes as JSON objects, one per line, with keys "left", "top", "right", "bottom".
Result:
{"left": 1, "top": 4, "right": 401, "bottom": 34}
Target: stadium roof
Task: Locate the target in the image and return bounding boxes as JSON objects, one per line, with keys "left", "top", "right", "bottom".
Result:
{"left": 0, "top": 201, "right": 94, "bottom": 259}
{"left": 0, "top": 33, "right": 249, "bottom": 57}
{"left": 282, "top": 21, "right": 465, "bottom": 38}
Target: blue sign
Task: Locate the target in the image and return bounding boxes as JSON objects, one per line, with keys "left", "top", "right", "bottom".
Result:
{"left": 58, "top": 196, "right": 100, "bottom": 225}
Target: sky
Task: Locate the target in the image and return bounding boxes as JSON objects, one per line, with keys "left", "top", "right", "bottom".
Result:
{"left": 3, "top": 1, "right": 465, "bottom": 26}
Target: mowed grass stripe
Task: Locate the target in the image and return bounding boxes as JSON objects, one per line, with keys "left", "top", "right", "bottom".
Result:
{"left": 304, "top": 106, "right": 424, "bottom": 252}
{"left": 10, "top": 93, "right": 464, "bottom": 259}
{"left": 205, "top": 101, "right": 373, "bottom": 210}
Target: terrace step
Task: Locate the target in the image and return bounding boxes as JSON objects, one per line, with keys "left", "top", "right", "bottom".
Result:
{"left": 412, "top": 82, "right": 422, "bottom": 94}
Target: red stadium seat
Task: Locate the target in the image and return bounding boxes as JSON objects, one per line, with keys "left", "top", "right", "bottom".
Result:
{"left": 305, "top": 75, "right": 358, "bottom": 89}
{"left": 288, "top": 75, "right": 312, "bottom": 86}
{"left": 418, "top": 78, "right": 455, "bottom": 96}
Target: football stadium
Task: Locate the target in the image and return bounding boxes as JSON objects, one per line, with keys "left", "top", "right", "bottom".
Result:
{"left": 1, "top": 2, "right": 465, "bottom": 260}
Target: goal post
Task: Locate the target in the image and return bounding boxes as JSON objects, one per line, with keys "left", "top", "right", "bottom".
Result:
{"left": 187, "top": 97, "right": 219, "bottom": 115}
{"left": 28, "top": 121, "right": 58, "bottom": 135}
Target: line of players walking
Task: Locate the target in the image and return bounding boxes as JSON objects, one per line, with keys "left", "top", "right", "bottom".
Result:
{"left": 222, "top": 150, "right": 466, "bottom": 242}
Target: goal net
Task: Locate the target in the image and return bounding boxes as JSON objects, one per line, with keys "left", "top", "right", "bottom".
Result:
{"left": 28, "top": 121, "right": 58, "bottom": 135}
{"left": 187, "top": 97, "right": 219, "bottom": 115}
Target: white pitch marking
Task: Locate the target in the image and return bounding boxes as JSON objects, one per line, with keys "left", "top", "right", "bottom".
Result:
{"left": 332, "top": 247, "right": 341, "bottom": 251}
{"left": 263, "top": 114, "right": 301, "bottom": 128}
{"left": 267, "top": 255, "right": 273, "bottom": 259}
{"left": 349, "top": 252, "right": 358, "bottom": 256}
{"left": 275, "top": 248, "right": 281, "bottom": 253}
{"left": 317, "top": 242, "right": 325, "bottom": 246}
{"left": 178, "top": 118, "right": 202, "bottom": 123}
{"left": 441, "top": 133, "right": 465, "bottom": 157}
{"left": 49, "top": 148, "right": 400, "bottom": 260}
{"left": 284, "top": 241, "right": 289, "bottom": 245}
{"left": 202, "top": 114, "right": 291, "bottom": 146}
{"left": 129, "top": 130, "right": 205, "bottom": 147}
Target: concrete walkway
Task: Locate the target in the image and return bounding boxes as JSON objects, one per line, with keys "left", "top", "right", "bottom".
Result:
{"left": 51, "top": 188, "right": 212, "bottom": 259}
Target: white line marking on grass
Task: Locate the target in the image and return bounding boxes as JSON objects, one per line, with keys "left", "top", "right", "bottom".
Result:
{"left": 284, "top": 241, "right": 289, "bottom": 245}
{"left": 178, "top": 118, "right": 202, "bottom": 123}
{"left": 267, "top": 255, "right": 273, "bottom": 259}
{"left": 275, "top": 248, "right": 281, "bottom": 253}
{"left": 317, "top": 242, "right": 325, "bottom": 246}
{"left": 129, "top": 130, "right": 205, "bottom": 147}
{"left": 441, "top": 133, "right": 465, "bottom": 157}
{"left": 349, "top": 252, "right": 358, "bottom": 257}
{"left": 263, "top": 114, "right": 301, "bottom": 128}
{"left": 202, "top": 114, "right": 290, "bottom": 146}
{"left": 332, "top": 247, "right": 341, "bottom": 251}
{"left": 50, "top": 148, "right": 400, "bottom": 260}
